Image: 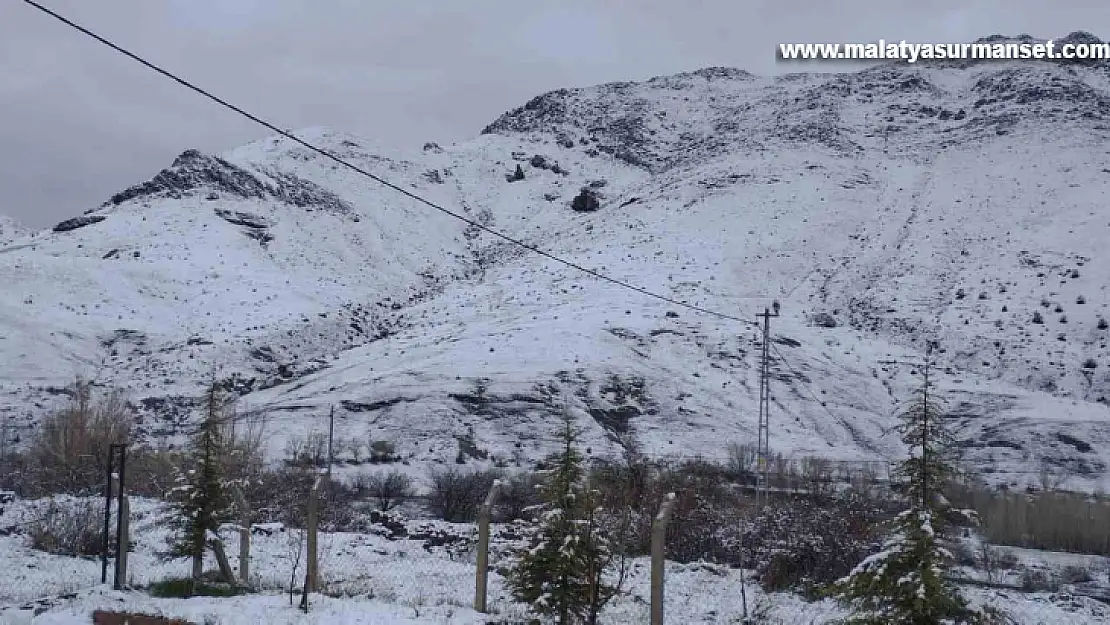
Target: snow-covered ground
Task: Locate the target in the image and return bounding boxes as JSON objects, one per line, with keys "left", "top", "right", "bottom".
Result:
{"left": 1, "top": 497, "right": 1108, "bottom": 625}
{"left": 5, "top": 44, "right": 1110, "bottom": 493}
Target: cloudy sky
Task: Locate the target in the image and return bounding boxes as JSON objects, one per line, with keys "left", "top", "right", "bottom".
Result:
{"left": 1, "top": 0, "right": 1106, "bottom": 227}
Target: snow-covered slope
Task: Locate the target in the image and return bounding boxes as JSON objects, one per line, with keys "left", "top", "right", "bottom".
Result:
{"left": 4, "top": 37, "right": 1110, "bottom": 490}
{"left": 0, "top": 215, "right": 25, "bottom": 246}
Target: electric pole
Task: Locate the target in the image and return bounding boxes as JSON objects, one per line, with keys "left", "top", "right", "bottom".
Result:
{"left": 326, "top": 405, "right": 335, "bottom": 480}
{"left": 755, "top": 302, "right": 780, "bottom": 507}
{"left": 0, "top": 412, "right": 9, "bottom": 467}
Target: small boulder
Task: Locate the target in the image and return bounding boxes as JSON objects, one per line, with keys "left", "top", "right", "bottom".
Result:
{"left": 571, "top": 188, "right": 600, "bottom": 212}
{"left": 808, "top": 312, "right": 838, "bottom": 328}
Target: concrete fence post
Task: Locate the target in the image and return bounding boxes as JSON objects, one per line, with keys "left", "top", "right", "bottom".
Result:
{"left": 238, "top": 527, "right": 251, "bottom": 585}
{"left": 299, "top": 476, "right": 322, "bottom": 612}
{"left": 474, "top": 480, "right": 501, "bottom": 613}
{"left": 651, "top": 492, "right": 677, "bottom": 625}
{"left": 234, "top": 488, "right": 250, "bottom": 585}
{"left": 306, "top": 477, "right": 320, "bottom": 593}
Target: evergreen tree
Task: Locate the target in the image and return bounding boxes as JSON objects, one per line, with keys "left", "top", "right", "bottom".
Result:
{"left": 509, "top": 411, "right": 623, "bottom": 624}
{"left": 834, "top": 355, "right": 996, "bottom": 624}
{"left": 165, "top": 384, "right": 235, "bottom": 587}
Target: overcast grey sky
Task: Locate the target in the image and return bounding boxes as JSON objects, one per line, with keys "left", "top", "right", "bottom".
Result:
{"left": 1, "top": 0, "right": 1106, "bottom": 227}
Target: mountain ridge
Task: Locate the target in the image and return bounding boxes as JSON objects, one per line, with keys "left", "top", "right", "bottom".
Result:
{"left": 3, "top": 50, "right": 1110, "bottom": 490}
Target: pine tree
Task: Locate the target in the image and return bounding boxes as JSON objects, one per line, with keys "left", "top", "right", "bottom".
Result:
{"left": 509, "top": 411, "right": 623, "bottom": 624}
{"left": 165, "top": 384, "right": 235, "bottom": 588}
{"left": 834, "top": 353, "right": 995, "bottom": 624}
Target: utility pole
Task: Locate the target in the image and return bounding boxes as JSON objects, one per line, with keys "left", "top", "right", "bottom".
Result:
{"left": 326, "top": 405, "right": 335, "bottom": 480}
{"left": 0, "top": 412, "right": 8, "bottom": 466}
{"left": 755, "top": 301, "right": 780, "bottom": 507}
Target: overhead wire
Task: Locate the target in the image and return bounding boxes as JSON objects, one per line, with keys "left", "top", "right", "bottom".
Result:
{"left": 20, "top": 0, "right": 763, "bottom": 326}
{"left": 21, "top": 0, "right": 920, "bottom": 469}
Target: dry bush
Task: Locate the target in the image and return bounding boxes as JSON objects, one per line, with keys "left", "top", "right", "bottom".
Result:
{"left": 493, "top": 471, "right": 545, "bottom": 522}
{"left": 242, "top": 466, "right": 361, "bottom": 532}
{"left": 368, "top": 439, "right": 399, "bottom": 464}
{"left": 28, "top": 497, "right": 106, "bottom": 557}
{"left": 598, "top": 458, "right": 743, "bottom": 561}
{"left": 1060, "top": 564, "right": 1094, "bottom": 584}
{"left": 1020, "top": 568, "right": 1060, "bottom": 592}
{"left": 426, "top": 466, "right": 500, "bottom": 522}
{"left": 361, "top": 470, "right": 414, "bottom": 512}
{"left": 125, "top": 449, "right": 187, "bottom": 499}
{"left": 0, "top": 450, "right": 32, "bottom": 497}
{"left": 726, "top": 442, "right": 758, "bottom": 480}
{"left": 742, "top": 492, "right": 885, "bottom": 594}
{"left": 27, "top": 379, "right": 133, "bottom": 496}
{"left": 218, "top": 408, "right": 267, "bottom": 491}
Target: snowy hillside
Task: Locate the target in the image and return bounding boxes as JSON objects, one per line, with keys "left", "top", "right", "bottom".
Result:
{"left": 4, "top": 37, "right": 1110, "bottom": 490}
{"left": 0, "top": 215, "right": 24, "bottom": 246}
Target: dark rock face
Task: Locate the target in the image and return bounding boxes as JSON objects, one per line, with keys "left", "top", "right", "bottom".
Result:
{"left": 105, "top": 149, "right": 354, "bottom": 213}
{"left": 109, "top": 150, "right": 269, "bottom": 206}
{"left": 52, "top": 215, "right": 106, "bottom": 232}
{"left": 214, "top": 209, "right": 270, "bottom": 229}
{"left": 571, "top": 188, "right": 601, "bottom": 212}
{"left": 808, "top": 312, "right": 839, "bottom": 328}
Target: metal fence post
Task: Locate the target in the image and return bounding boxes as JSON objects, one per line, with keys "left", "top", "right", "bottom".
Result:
{"left": 113, "top": 445, "right": 127, "bottom": 590}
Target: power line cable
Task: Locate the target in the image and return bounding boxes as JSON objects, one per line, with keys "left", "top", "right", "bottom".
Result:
{"left": 20, "top": 0, "right": 763, "bottom": 326}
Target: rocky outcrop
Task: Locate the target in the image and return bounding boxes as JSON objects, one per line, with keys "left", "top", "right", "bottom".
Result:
{"left": 106, "top": 149, "right": 354, "bottom": 213}
{"left": 52, "top": 215, "right": 106, "bottom": 232}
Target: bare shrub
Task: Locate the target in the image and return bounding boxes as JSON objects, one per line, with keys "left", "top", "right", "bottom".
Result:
{"left": 368, "top": 440, "right": 399, "bottom": 464}
{"left": 126, "top": 449, "right": 187, "bottom": 499}
{"left": 726, "top": 442, "right": 758, "bottom": 477}
{"left": 1020, "top": 568, "right": 1059, "bottom": 592}
{"left": 218, "top": 408, "right": 267, "bottom": 491}
{"left": 427, "top": 467, "right": 500, "bottom": 522}
{"left": 0, "top": 450, "right": 32, "bottom": 497}
{"left": 493, "top": 471, "right": 544, "bottom": 522}
{"left": 798, "top": 456, "right": 834, "bottom": 497}
{"left": 978, "top": 544, "right": 1001, "bottom": 583}
{"left": 29, "top": 498, "right": 106, "bottom": 557}
{"left": 607, "top": 458, "right": 742, "bottom": 562}
{"left": 363, "top": 470, "right": 414, "bottom": 512}
{"left": 283, "top": 436, "right": 305, "bottom": 466}
{"left": 346, "top": 438, "right": 365, "bottom": 464}
{"left": 242, "top": 466, "right": 361, "bottom": 532}
{"left": 590, "top": 441, "right": 653, "bottom": 513}
{"left": 1060, "top": 564, "right": 1094, "bottom": 584}
{"left": 743, "top": 492, "right": 884, "bottom": 594}
{"left": 28, "top": 379, "right": 133, "bottom": 496}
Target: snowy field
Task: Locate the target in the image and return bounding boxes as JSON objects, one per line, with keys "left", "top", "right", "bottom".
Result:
{"left": 1, "top": 497, "right": 1108, "bottom": 625}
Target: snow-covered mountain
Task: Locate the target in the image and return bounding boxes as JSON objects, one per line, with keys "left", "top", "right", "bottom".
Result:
{"left": 4, "top": 35, "right": 1110, "bottom": 490}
